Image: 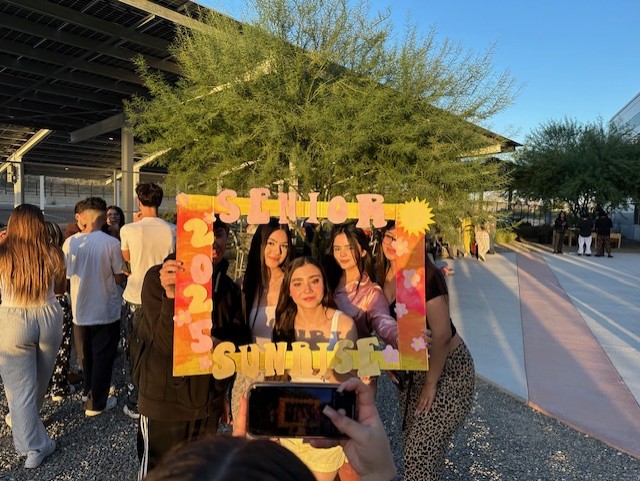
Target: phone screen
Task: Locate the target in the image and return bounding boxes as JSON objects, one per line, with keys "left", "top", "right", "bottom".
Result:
{"left": 247, "top": 383, "right": 356, "bottom": 439}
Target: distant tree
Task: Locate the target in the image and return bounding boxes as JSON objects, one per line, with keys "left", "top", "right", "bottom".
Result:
{"left": 513, "top": 118, "right": 640, "bottom": 218}
{"left": 126, "top": 0, "right": 517, "bottom": 234}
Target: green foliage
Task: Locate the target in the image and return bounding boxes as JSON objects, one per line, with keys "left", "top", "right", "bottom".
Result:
{"left": 513, "top": 118, "right": 640, "bottom": 217}
{"left": 494, "top": 228, "right": 517, "bottom": 244}
{"left": 126, "top": 0, "right": 517, "bottom": 234}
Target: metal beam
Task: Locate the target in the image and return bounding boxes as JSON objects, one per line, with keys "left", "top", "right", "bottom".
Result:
{"left": 0, "top": 54, "right": 145, "bottom": 96}
{"left": 0, "top": 39, "right": 144, "bottom": 85}
{"left": 70, "top": 113, "right": 126, "bottom": 143}
{"left": 118, "top": 0, "right": 211, "bottom": 33}
{"left": 0, "top": 14, "right": 181, "bottom": 76}
{"left": 7, "top": 0, "right": 170, "bottom": 52}
{"left": 1, "top": 85, "right": 119, "bottom": 112}
{"left": 0, "top": 73, "right": 124, "bottom": 106}
{"left": 8, "top": 129, "right": 52, "bottom": 161}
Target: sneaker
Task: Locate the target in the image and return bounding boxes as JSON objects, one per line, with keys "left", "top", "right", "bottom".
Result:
{"left": 608, "top": 254, "right": 613, "bottom": 258}
{"left": 24, "top": 438, "right": 56, "bottom": 469}
{"left": 5, "top": 413, "right": 11, "bottom": 428}
{"left": 577, "top": 253, "right": 582, "bottom": 256}
{"left": 81, "top": 394, "right": 89, "bottom": 402}
{"left": 586, "top": 254, "right": 591, "bottom": 257}
{"left": 85, "top": 396, "right": 117, "bottom": 417}
{"left": 123, "top": 404, "right": 140, "bottom": 420}
{"left": 51, "top": 384, "right": 77, "bottom": 402}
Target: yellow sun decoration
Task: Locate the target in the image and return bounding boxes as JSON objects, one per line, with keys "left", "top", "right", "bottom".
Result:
{"left": 397, "top": 198, "right": 435, "bottom": 236}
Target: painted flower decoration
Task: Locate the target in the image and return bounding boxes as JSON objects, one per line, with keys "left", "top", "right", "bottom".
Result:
{"left": 394, "top": 302, "right": 408, "bottom": 319}
{"left": 403, "top": 269, "right": 421, "bottom": 289}
{"left": 394, "top": 237, "right": 409, "bottom": 257}
{"left": 411, "top": 336, "right": 427, "bottom": 352}
{"left": 381, "top": 344, "right": 400, "bottom": 364}
{"left": 199, "top": 355, "right": 213, "bottom": 371}
{"left": 203, "top": 211, "right": 216, "bottom": 224}
{"left": 176, "top": 192, "right": 190, "bottom": 207}
{"left": 174, "top": 309, "right": 191, "bottom": 327}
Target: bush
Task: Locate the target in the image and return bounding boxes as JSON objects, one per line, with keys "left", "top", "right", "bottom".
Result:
{"left": 494, "top": 228, "right": 517, "bottom": 244}
{"left": 514, "top": 224, "right": 552, "bottom": 244}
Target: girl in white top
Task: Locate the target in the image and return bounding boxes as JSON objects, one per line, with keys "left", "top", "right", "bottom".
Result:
{"left": 273, "top": 256, "right": 357, "bottom": 481}
{"left": 231, "top": 219, "right": 294, "bottom": 421}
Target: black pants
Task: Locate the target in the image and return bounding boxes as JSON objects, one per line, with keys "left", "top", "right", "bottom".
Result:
{"left": 121, "top": 301, "right": 142, "bottom": 410}
{"left": 82, "top": 320, "right": 120, "bottom": 411}
{"left": 137, "top": 409, "right": 221, "bottom": 479}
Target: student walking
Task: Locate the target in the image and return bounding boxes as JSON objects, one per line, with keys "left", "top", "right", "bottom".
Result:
{"left": 0, "top": 204, "right": 65, "bottom": 469}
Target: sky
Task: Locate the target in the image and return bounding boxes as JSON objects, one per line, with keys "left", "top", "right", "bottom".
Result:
{"left": 200, "top": 0, "right": 640, "bottom": 144}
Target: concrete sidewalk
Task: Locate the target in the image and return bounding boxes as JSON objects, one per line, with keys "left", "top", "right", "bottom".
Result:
{"left": 447, "top": 246, "right": 640, "bottom": 459}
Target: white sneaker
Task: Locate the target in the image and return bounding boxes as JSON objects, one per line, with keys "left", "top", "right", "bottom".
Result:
{"left": 123, "top": 404, "right": 140, "bottom": 420}
{"left": 24, "top": 438, "right": 56, "bottom": 469}
{"left": 4, "top": 413, "right": 11, "bottom": 428}
{"left": 85, "top": 396, "right": 117, "bottom": 417}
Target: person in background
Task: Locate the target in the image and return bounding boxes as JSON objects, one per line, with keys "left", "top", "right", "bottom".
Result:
{"left": 119, "top": 182, "right": 176, "bottom": 420}
{"left": 63, "top": 197, "right": 124, "bottom": 417}
{"left": 474, "top": 224, "right": 490, "bottom": 262}
{"left": 375, "top": 221, "right": 474, "bottom": 481}
{"left": 323, "top": 223, "right": 398, "bottom": 350}
{"left": 594, "top": 209, "right": 614, "bottom": 258}
{"left": 64, "top": 201, "right": 87, "bottom": 386}
{"left": 44, "top": 221, "right": 76, "bottom": 402}
{"left": 231, "top": 219, "right": 294, "bottom": 421}
{"left": 576, "top": 212, "right": 593, "bottom": 257}
{"left": 552, "top": 211, "right": 568, "bottom": 254}
{"left": 104, "top": 205, "right": 125, "bottom": 240}
{"left": 134, "top": 217, "right": 249, "bottom": 478}
{"left": 0, "top": 204, "right": 65, "bottom": 469}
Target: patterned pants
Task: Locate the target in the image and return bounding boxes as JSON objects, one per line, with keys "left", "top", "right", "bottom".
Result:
{"left": 400, "top": 340, "right": 475, "bottom": 481}
{"left": 48, "top": 294, "right": 73, "bottom": 397}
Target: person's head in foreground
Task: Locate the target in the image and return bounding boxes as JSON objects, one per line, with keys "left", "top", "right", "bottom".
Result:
{"left": 145, "top": 378, "right": 398, "bottom": 481}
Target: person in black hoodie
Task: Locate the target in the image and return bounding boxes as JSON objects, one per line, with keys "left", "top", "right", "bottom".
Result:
{"left": 576, "top": 212, "right": 594, "bottom": 256}
{"left": 594, "top": 210, "right": 614, "bottom": 258}
{"left": 133, "top": 217, "right": 249, "bottom": 478}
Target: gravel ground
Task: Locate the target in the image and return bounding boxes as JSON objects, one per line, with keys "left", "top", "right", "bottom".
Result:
{"left": 1, "top": 355, "right": 639, "bottom": 480}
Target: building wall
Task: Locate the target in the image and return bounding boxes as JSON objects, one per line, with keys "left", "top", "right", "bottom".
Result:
{"left": 611, "top": 91, "right": 640, "bottom": 139}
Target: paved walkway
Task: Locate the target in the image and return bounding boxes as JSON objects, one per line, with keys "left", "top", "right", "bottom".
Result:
{"left": 446, "top": 244, "right": 640, "bottom": 459}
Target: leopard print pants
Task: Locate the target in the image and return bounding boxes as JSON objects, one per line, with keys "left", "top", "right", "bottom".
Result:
{"left": 400, "top": 340, "right": 475, "bottom": 481}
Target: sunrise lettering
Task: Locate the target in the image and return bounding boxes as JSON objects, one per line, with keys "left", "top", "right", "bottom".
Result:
{"left": 206, "top": 337, "right": 391, "bottom": 380}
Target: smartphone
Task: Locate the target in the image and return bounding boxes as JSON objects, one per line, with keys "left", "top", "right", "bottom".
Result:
{"left": 247, "top": 382, "right": 356, "bottom": 439}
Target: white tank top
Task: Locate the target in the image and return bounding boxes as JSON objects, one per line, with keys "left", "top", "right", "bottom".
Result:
{"left": 289, "top": 310, "right": 341, "bottom": 383}
{"left": 249, "top": 305, "right": 276, "bottom": 346}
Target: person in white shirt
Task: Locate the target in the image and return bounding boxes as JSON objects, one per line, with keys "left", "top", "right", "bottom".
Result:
{"left": 63, "top": 197, "right": 124, "bottom": 417}
{"left": 119, "top": 182, "right": 176, "bottom": 420}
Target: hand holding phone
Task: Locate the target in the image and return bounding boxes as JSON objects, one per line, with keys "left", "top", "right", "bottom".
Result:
{"left": 312, "top": 378, "right": 399, "bottom": 481}
{"left": 246, "top": 383, "right": 356, "bottom": 439}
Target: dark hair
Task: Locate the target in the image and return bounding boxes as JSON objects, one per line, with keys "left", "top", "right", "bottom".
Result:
{"left": 373, "top": 220, "right": 395, "bottom": 285}
{"left": 273, "top": 256, "right": 335, "bottom": 345}
{"left": 323, "top": 222, "right": 373, "bottom": 292}
{"left": 243, "top": 219, "right": 294, "bottom": 321}
{"left": 143, "top": 435, "right": 315, "bottom": 481}
{"left": 136, "top": 182, "right": 164, "bottom": 208}
{"left": 213, "top": 215, "right": 230, "bottom": 234}
{"left": 76, "top": 196, "right": 107, "bottom": 213}
{"left": 106, "top": 205, "right": 126, "bottom": 228}
{"left": 374, "top": 220, "right": 448, "bottom": 304}
{"left": 45, "top": 221, "right": 64, "bottom": 248}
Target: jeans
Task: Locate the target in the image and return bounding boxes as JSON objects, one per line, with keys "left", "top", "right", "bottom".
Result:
{"left": 0, "top": 302, "right": 62, "bottom": 454}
